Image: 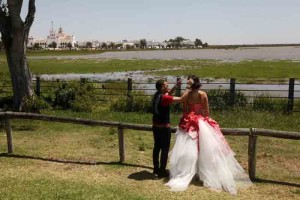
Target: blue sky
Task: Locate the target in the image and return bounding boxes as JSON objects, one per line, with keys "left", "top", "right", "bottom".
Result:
{"left": 21, "top": 0, "right": 300, "bottom": 44}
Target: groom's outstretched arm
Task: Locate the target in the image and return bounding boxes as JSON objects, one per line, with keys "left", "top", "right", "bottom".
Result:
{"left": 172, "top": 89, "right": 189, "bottom": 103}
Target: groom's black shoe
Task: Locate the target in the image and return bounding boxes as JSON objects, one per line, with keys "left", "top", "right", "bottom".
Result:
{"left": 153, "top": 168, "right": 159, "bottom": 176}
{"left": 157, "top": 169, "right": 169, "bottom": 178}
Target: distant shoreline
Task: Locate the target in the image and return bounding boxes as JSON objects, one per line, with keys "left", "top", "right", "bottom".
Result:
{"left": 208, "top": 43, "right": 300, "bottom": 49}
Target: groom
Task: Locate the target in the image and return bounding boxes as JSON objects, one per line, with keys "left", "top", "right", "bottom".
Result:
{"left": 152, "top": 79, "right": 186, "bottom": 178}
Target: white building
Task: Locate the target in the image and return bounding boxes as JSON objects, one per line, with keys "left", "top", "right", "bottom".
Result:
{"left": 27, "top": 23, "right": 76, "bottom": 49}
{"left": 77, "top": 40, "right": 100, "bottom": 49}
{"left": 49, "top": 26, "right": 76, "bottom": 48}
{"left": 147, "top": 41, "right": 167, "bottom": 49}
{"left": 181, "top": 39, "right": 195, "bottom": 48}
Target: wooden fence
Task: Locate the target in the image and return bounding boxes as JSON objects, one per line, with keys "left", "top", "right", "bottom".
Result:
{"left": 1, "top": 111, "right": 300, "bottom": 181}
{"left": 34, "top": 77, "right": 299, "bottom": 112}
{"left": 1, "top": 77, "right": 299, "bottom": 112}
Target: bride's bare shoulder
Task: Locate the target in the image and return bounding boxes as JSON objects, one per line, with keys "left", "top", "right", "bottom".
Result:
{"left": 198, "top": 90, "right": 207, "bottom": 96}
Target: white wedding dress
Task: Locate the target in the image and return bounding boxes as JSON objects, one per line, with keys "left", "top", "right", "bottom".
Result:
{"left": 165, "top": 104, "right": 252, "bottom": 195}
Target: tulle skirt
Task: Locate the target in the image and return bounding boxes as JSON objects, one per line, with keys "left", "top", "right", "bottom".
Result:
{"left": 165, "top": 118, "right": 252, "bottom": 195}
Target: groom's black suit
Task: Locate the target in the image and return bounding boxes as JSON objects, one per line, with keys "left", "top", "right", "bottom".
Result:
{"left": 152, "top": 92, "right": 173, "bottom": 177}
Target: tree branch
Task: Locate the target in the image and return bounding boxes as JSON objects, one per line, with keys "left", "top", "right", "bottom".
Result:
{"left": 24, "top": 0, "right": 35, "bottom": 31}
{"left": 24, "top": 0, "right": 35, "bottom": 47}
{"left": 7, "top": 0, "right": 24, "bottom": 29}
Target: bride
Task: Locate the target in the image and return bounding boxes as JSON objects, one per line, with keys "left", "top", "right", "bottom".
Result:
{"left": 165, "top": 75, "right": 252, "bottom": 195}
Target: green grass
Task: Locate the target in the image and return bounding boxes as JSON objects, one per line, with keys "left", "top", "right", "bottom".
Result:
{"left": 0, "top": 109, "right": 299, "bottom": 199}
{"left": 0, "top": 58, "right": 211, "bottom": 75}
{"left": 1, "top": 58, "right": 299, "bottom": 81}
{"left": 151, "top": 60, "right": 300, "bottom": 82}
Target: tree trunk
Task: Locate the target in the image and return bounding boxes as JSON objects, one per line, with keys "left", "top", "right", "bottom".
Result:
{"left": 0, "top": 0, "right": 36, "bottom": 111}
{"left": 5, "top": 28, "right": 33, "bottom": 111}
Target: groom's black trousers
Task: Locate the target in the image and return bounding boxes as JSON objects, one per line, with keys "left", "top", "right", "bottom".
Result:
{"left": 152, "top": 126, "right": 171, "bottom": 172}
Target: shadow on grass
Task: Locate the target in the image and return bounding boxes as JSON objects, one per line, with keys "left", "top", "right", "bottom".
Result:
{"left": 255, "top": 178, "right": 300, "bottom": 188}
{"left": 0, "top": 153, "right": 153, "bottom": 170}
{"left": 128, "top": 170, "right": 157, "bottom": 181}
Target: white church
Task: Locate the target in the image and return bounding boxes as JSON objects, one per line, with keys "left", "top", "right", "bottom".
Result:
{"left": 27, "top": 22, "right": 76, "bottom": 49}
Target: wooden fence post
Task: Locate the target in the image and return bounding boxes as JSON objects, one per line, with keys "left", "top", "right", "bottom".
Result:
{"left": 229, "top": 78, "right": 236, "bottom": 106}
{"left": 118, "top": 126, "right": 125, "bottom": 163}
{"left": 127, "top": 78, "right": 133, "bottom": 111}
{"left": 248, "top": 128, "right": 257, "bottom": 181}
{"left": 287, "top": 78, "right": 295, "bottom": 113}
{"left": 127, "top": 78, "right": 132, "bottom": 97}
{"left": 80, "top": 77, "right": 86, "bottom": 86}
{"left": 35, "top": 76, "right": 41, "bottom": 97}
{"left": 4, "top": 117, "right": 13, "bottom": 154}
{"left": 175, "top": 77, "right": 181, "bottom": 97}
{"left": 175, "top": 77, "right": 181, "bottom": 111}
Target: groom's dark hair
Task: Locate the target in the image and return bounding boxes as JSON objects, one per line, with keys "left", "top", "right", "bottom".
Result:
{"left": 155, "top": 79, "right": 165, "bottom": 91}
{"left": 188, "top": 75, "right": 202, "bottom": 90}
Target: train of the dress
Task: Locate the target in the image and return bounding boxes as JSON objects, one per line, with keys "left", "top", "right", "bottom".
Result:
{"left": 165, "top": 118, "right": 252, "bottom": 195}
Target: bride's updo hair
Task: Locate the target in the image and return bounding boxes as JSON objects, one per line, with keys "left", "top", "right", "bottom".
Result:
{"left": 188, "top": 75, "right": 202, "bottom": 90}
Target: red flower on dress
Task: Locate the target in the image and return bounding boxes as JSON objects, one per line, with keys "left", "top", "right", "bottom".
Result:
{"left": 179, "top": 112, "right": 231, "bottom": 153}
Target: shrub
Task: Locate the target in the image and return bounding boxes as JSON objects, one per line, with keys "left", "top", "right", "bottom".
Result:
{"left": 207, "top": 90, "right": 228, "bottom": 110}
{"left": 22, "top": 95, "right": 49, "bottom": 113}
{"left": 53, "top": 81, "right": 96, "bottom": 112}
{"left": 70, "top": 95, "right": 94, "bottom": 112}
{"left": 54, "top": 82, "right": 76, "bottom": 109}
{"left": 110, "top": 91, "right": 152, "bottom": 112}
{"left": 0, "top": 96, "right": 13, "bottom": 110}
{"left": 253, "top": 94, "right": 287, "bottom": 112}
{"left": 235, "top": 91, "right": 248, "bottom": 107}
{"left": 207, "top": 89, "right": 247, "bottom": 110}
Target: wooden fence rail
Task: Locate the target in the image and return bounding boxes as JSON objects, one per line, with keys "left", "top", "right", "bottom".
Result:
{"left": 1, "top": 111, "right": 300, "bottom": 181}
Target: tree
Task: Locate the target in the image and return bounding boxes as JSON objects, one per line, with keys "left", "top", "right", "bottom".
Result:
{"left": 101, "top": 42, "right": 107, "bottom": 49}
{"left": 168, "top": 36, "right": 186, "bottom": 48}
{"left": 174, "top": 36, "right": 185, "bottom": 48}
{"left": 33, "top": 42, "right": 40, "bottom": 50}
{"left": 52, "top": 41, "right": 57, "bottom": 49}
{"left": 115, "top": 43, "right": 123, "bottom": 49}
{"left": 203, "top": 42, "right": 208, "bottom": 48}
{"left": 108, "top": 42, "right": 115, "bottom": 49}
{"left": 86, "top": 41, "right": 92, "bottom": 49}
{"left": 67, "top": 42, "right": 72, "bottom": 50}
{"left": 174, "top": 36, "right": 185, "bottom": 43}
{"left": 48, "top": 41, "right": 57, "bottom": 49}
{"left": 125, "top": 44, "right": 135, "bottom": 50}
{"left": 139, "top": 38, "right": 147, "bottom": 49}
{"left": 194, "top": 38, "right": 202, "bottom": 47}
{"left": 0, "top": 0, "right": 36, "bottom": 111}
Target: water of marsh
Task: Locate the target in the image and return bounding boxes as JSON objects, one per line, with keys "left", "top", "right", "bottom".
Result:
{"left": 38, "top": 70, "right": 300, "bottom": 98}
{"left": 30, "top": 46, "right": 300, "bottom": 61}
